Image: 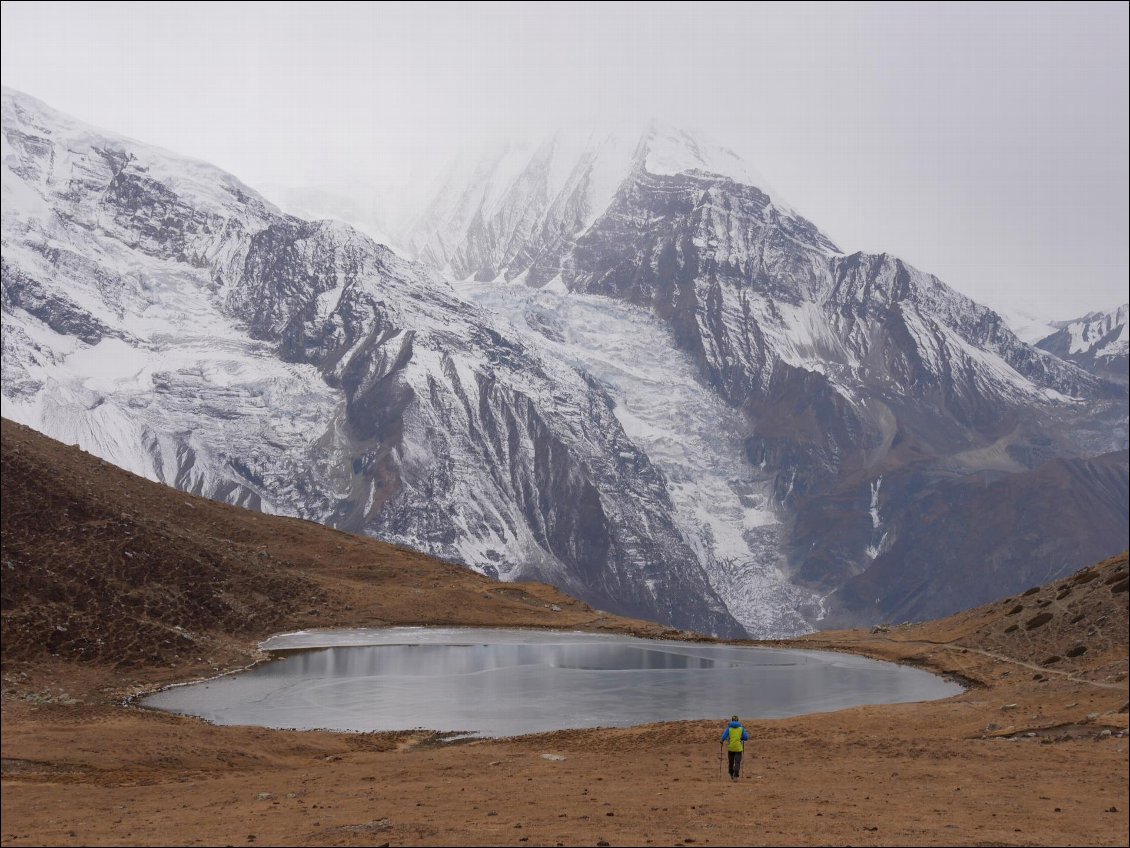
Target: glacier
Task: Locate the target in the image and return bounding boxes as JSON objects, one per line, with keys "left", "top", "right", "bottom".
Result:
{"left": 3, "top": 86, "right": 1126, "bottom": 634}
{"left": 455, "top": 278, "right": 822, "bottom": 634}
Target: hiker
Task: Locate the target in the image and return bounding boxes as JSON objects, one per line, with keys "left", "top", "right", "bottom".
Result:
{"left": 720, "top": 715, "right": 749, "bottom": 781}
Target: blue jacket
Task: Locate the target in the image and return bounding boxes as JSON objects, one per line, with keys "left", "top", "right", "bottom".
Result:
{"left": 721, "top": 720, "right": 749, "bottom": 751}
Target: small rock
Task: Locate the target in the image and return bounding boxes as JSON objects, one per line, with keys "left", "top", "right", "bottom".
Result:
{"left": 1025, "top": 611, "right": 1053, "bottom": 630}
{"left": 254, "top": 793, "right": 272, "bottom": 801}
{"left": 541, "top": 753, "right": 566, "bottom": 761}
{"left": 343, "top": 820, "right": 390, "bottom": 833}
{"left": 1001, "top": 703, "right": 1019, "bottom": 711}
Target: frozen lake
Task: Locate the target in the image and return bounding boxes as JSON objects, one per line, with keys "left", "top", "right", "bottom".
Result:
{"left": 141, "top": 628, "right": 962, "bottom": 737}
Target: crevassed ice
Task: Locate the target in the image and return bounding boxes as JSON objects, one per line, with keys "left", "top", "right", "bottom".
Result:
{"left": 455, "top": 278, "right": 823, "bottom": 637}
{"left": 0, "top": 234, "right": 342, "bottom": 509}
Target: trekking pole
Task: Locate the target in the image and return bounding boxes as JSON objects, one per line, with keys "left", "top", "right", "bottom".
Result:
{"left": 718, "top": 741, "right": 723, "bottom": 780}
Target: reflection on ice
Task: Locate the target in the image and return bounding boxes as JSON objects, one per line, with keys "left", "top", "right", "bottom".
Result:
{"left": 143, "top": 628, "right": 962, "bottom": 737}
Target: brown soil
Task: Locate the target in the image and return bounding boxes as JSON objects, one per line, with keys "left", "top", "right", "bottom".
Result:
{"left": 3, "top": 419, "right": 1128, "bottom": 846}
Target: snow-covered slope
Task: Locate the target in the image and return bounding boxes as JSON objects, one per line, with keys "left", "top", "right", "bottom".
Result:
{"left": 399, "top": 122, "right": 827, "bottom": 284}
{"left": 457, "top": 279, "right": 821, "bottom": 635}
{"left": 1036, "top": 304, "right": 1129, "bottom": 384}
{"left": 256, "top": 181, "right": 399, "bottom": 250}
{"left": 406, "top": 121, "right": 1129, "bottom": 625}
{"left": 1, "top": 88, "right": 756, "bottom": 636}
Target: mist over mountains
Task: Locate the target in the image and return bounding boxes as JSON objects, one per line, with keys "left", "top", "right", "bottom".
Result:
{"left": 2, "top": 87, "right": 1126, "bottom": 635}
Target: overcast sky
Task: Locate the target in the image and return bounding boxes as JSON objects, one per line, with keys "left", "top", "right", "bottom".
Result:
{"left": 2, "top": 1, "right": 1127, "bottom": 318}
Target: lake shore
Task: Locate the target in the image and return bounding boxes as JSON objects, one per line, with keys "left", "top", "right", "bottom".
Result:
{"left": 137, "top": 629, "right": 963, "bottom": 737}
{"left": 4, "top": 603, "right": 1127, "bottom": 847}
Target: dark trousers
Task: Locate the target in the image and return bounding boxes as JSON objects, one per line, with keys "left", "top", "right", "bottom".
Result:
{"left": 727, "top": 750, "right": 742, "bottom": 778}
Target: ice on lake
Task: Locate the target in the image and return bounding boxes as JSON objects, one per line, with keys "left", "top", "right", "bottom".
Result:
{"left": 142, "top": 628, "right": 963, "bottom": 737}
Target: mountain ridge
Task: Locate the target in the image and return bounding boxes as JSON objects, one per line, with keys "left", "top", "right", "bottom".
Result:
{"left": 3, "top": 87, "right": 1126, "bottom": 632}
{"left": 1, "top": 88, "right": 746, "bottom": 636}
{"left": 1035, "top": 303, "right": 1129, "bottom": 384}
{"left": 405, "top": 115, "right": 1128, "bottom": 624}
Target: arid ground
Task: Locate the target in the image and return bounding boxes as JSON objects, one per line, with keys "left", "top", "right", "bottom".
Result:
{"left": 3, "top": 419, "right": 1127, "bottom": 847}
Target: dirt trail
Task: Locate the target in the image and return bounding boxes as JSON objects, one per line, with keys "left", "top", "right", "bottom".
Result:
{"left": 839, "top": 636, "right": 1129, "bottom": 690}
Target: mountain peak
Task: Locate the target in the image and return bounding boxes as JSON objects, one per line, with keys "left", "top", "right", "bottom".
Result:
{"left": 398, "top": 119, "right": 803, "bottom": 279}
{"left": 1035, "top": 302, "right": 1129, "bottom": 383}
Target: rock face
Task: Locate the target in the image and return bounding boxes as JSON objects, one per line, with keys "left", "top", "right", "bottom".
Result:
{"left": 814, "top": 451, "right": 1130, "bottom": 627}
{"left": 1036, "top": 304, "right": 1129, "bottom": 385}
{"left": 3, "top": 89, "right": 1126, "bottom": 633}
{"left": 0, "top": 89, "right": 741, "bottom": 636}
{"left": 402, "top": 122, "right": 1129, "bottom": 626}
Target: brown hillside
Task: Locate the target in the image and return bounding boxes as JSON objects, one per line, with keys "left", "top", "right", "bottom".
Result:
{"left": 1, "top": 417, "right": 677, "bottom": 694}
{"left": 912, "top": 553, "right": 1128, "bottom": 680}
{"left": 794, "top": 553, "right": 1128, "bottom": 703}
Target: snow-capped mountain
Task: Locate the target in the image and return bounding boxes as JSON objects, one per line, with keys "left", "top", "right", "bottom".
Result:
{"left": 1035, "top": 304, "right": 1129, "bottom": 384}
{"left": 400, "top": 123, "right": 826, "bottom": 284}
{"left": 404, "top": 122, "right": 1129, "bottom": 625}
{"left": 3, "top": 89, "right": 1125, "bottom": 633}
{"left": 2, "top": 87, "right": 785, "bottom": 637}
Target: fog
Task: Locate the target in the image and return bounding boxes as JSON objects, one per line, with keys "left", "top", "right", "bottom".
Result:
{"left": 2, "top": 1, "right": 1126, "bottom": 318}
